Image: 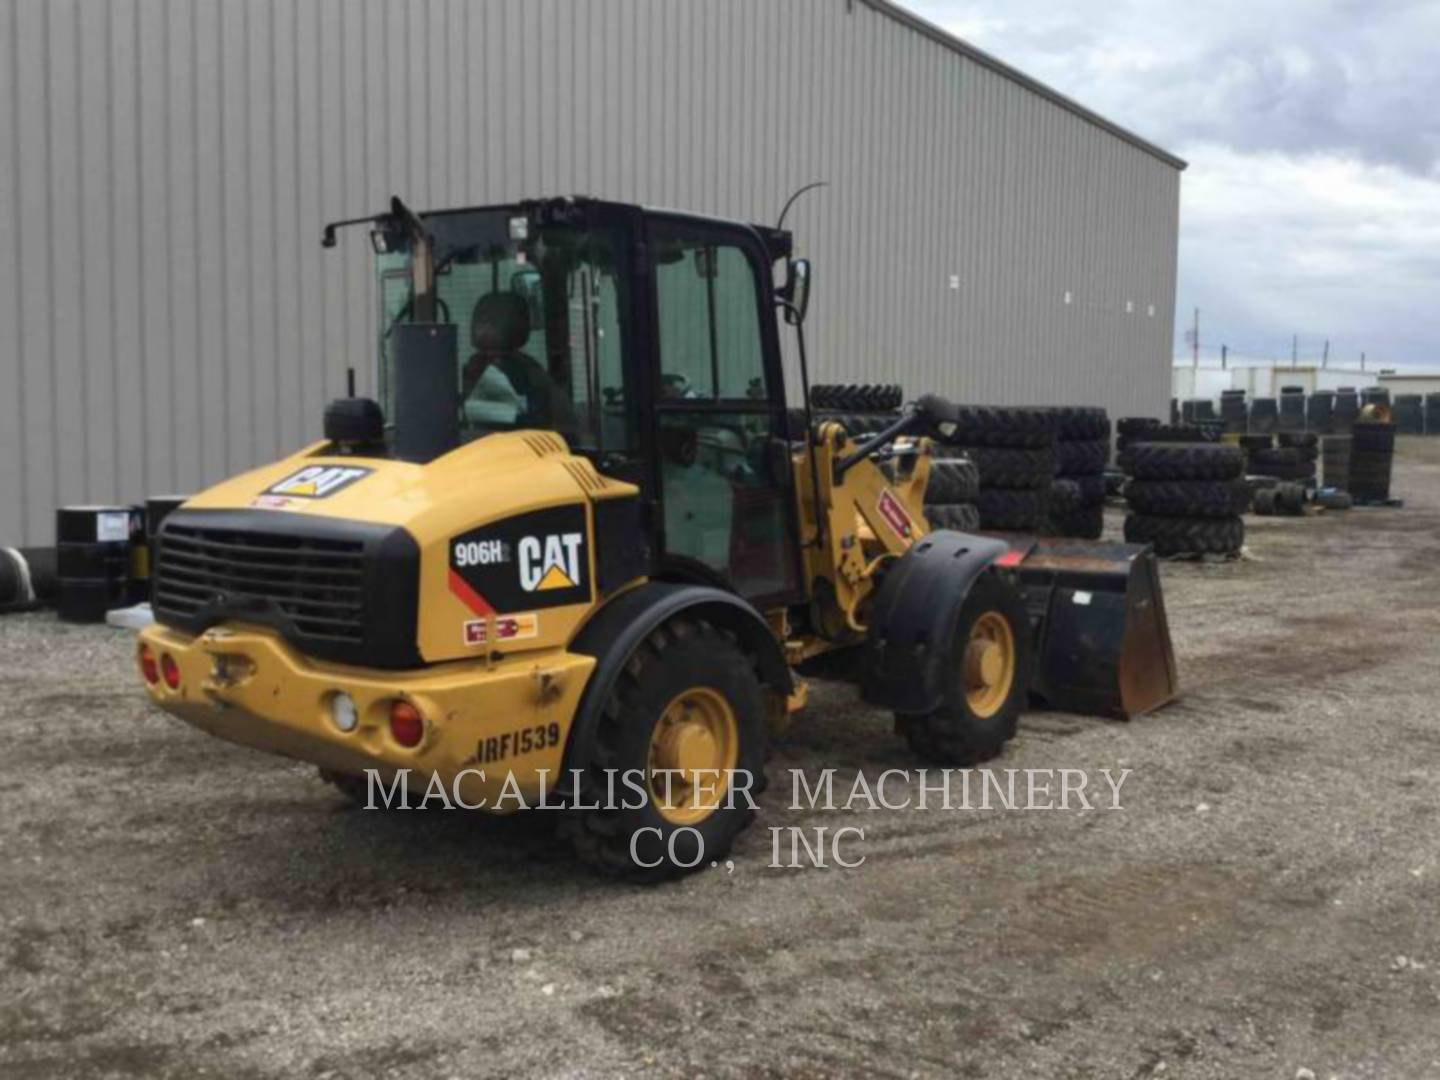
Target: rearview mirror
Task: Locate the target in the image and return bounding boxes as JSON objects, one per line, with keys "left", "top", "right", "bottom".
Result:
{"left": 780, "top": 258, "right": 811, "bottom": 325}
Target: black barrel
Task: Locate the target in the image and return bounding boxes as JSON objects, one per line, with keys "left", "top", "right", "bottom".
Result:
{"left": 56, "top": 506, "right": 144, "bottom": 622}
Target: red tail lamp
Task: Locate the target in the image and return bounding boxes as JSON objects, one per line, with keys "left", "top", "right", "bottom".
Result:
{"left": 138, "top": 644, "right": 160, "bottom": 685}
{"left": 160, "top": 653, "right": 181, "bottom": 691}
{"left": 389, "top": 701, "right": 424, "bottom": 748}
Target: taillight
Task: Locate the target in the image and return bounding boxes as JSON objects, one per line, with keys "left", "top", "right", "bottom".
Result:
{"left": 389, "top": 701, "right": 424, "bottom": 748}
{"left": 161, "top": 654, "right": 181, "bottom": 691}
{"left": 139, "top": 644, "right": 159, "bottom": 685}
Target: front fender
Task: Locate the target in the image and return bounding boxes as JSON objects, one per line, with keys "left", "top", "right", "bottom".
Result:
{"left": 860, "top": 530, "right": 1008, "bottom": 714}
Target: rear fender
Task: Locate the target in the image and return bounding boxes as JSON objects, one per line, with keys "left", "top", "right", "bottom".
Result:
{"left": 563, "top": 583, "right": 790, "bottom": 776}
{"left": 860, "top": 530, "right": 1009, "bottom": 714}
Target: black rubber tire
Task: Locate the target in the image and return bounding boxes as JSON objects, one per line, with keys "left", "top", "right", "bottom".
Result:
{"left": 1277, "top": 432, "right": 1319, "bottom": 451}
{"left": 1050, "top": 406, "right": 1110, "bottom": 441}
{"left": 1124, "top": 514, "right": 1245, "bottom": 556}
{"left": 1352, "top": 424, "right": 1396, "bottom": 453}
{"left": 559, "top": 619, "right": 768, "bottom": 882}
{"left": 1252, "top": 488, "right": 1277, "bottom": 515}
{"left": 934, "top": 405, "right": 1059, "bottom": 449}
{"left": 976, "top": 488, "right": 1047, "bottom": 530}
{"left": 957, "top": 446, "right": 1053, "bottom": 489}
{"left": 925, "top": 458, "right": 981, "bottom": 504}
{"left": 1249, "top": 447, "right": 1304, "bottom": 474}
{"left": 896, "top": 571, "right": 1032, "bottom": 766}
{"left": 925, "top": 503, "right": 981, "bottom": 533}
{"left": 1124, "top": 478, "right": 1251, "bottom": 518}
{"left": 1239, "top": 435, "right": 1273, "bottom": 452}
{"left": 1127, "top": 423, "right": 1218, "bottom": 445}
{"left": 1055, "top": 438, "right": 1108, "bottom": 477}
{"left": 1125, "top": 443, "right": 1245, "bottom": 481}
{"left": 810, "top": 383, "right": 903, "bottom": 412}
{"left": 1117, "top": 417, "right": 1162, "bottom": 438}
{"left": 1048, "top": 478, "right": 1082, "bottom": 513}
{"left": 1044, "top": 502, "right": 1105, "bottom": 540}
{"left": 1073, "top": 474, "right": 1107, "bottom": 505}
{"left": 1316, "top": 490, "right": 1353, "bottom": 510}
{"left": 1274, "top": 483, "right": 1307, "bottom": 515}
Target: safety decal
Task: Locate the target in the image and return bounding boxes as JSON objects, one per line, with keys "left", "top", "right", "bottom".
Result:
{"left": 265, "top": 464, "right": 372, "bottom": 500}
{"left": 876, "top": 489, "right": 914, "bottom": 541}
{"left": 448, "top": 505, "right": 591, "bottom": 615}
{"left": 463, "top": 613, "right": 539, "bottom": 647}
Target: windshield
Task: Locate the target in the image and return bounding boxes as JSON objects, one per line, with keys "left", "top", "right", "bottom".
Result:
{"left": 376, "top": 209, "right": 629, "bottom": 453}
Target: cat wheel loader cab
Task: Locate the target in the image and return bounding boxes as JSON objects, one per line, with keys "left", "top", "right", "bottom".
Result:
{"left": 138, "top": 195, "right": 1173, "bottom": 882}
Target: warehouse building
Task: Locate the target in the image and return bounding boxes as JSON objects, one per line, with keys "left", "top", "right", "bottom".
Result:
{"left": 0, "top": 0, "right": 1184, "bottom": 544}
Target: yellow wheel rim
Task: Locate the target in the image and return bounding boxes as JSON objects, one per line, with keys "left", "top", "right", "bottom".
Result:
{"left": 647, "top": 687, "right": 739, "bottom": 826}
{"left": 964, "top": 611, "right": 1016, "bottom": 719}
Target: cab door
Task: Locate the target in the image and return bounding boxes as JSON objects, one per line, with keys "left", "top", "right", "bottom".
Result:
{"left": 646, "top": 217, "right": 803, "bottom": 606}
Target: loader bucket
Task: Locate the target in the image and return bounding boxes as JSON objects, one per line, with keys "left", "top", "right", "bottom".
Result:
{"left": 1002, "top": 538, "right": 1178, "bottom": 720}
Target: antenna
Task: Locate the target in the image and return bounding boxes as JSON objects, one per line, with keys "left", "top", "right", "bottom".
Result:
{"left": 776, "top": 181, "right": 830, "bottom": 231}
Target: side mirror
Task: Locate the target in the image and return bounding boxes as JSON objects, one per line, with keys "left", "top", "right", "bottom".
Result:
{"left": 780, "top": 258, "right": 812, "bottom": 326}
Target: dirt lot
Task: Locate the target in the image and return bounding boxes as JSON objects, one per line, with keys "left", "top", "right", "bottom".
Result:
{"left": 3, "top": 441, "right": 1439, "bottom": 1079}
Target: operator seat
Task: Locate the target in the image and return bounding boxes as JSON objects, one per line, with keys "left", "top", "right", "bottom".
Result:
{"left": 462, "top": 292, "right": 578, "bottom": 435}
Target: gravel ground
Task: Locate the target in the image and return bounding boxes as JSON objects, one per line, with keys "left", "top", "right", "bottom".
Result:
{"left": 3, "top": 441, "right": 1439, "bottom": 1079}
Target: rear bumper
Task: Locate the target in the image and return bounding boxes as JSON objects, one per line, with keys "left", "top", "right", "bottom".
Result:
{"left": 138, "top": 623, "right": 595, "bottom": 808}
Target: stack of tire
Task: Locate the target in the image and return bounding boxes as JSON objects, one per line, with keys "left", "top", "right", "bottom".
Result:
{"left": 1350, "top": 420, "right": 1396, "bottom": 503}
{"left": 1321, "top": 436, "right": 1352, "bottom": 491}
{"left": 1181, "top": 399, "right": 1216, "bottom": 424}
{"left": 1332, "top": 388, "right": 1359, "bottom": 433}
{"left": 1122, "top": 443, "right": 1247, "bottom": 557}
{"left": 1361, "top": 386, "right": 1391, "bottom": 410}
{"left": 1219, "top": 390, "right": 1248, "bottom": 434}
{"left": 1249, "top": 432, "right": 1318, "bottom": 487}
{"left": 1306, "top": 390, "right": 1335, "bottom": 434}
{"left": 936, "top": 406, "right": 1058, "bottom": 531}
{"left": 807, "top": 383, "right": 904, "bottom": 437}
{"left": 1426, "top": 392, "right": 1440, "bottom": 435}
{"left": 1239, "top": 434, "right": 1273, "bottom": 474}
{"left": 1250, "top": 397, "right": 1279, "bottom": 434}
{"left": 923, "top": 457, "right": 981, "bottom": 533}
{"left": 1116, "top": 420, "right": 1219, "bottom": 470}
{"left": 1393, "top": 394, "right": 1424, "bottom": 435}
{"left": 1278, "top": 386, "right": 1306, "bottom": 432}
{"left": 1044, "top": 407, "right": 1109, "bottom": 539}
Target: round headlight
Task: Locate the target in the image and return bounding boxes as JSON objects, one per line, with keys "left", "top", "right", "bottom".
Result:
{"left": 330, "top": 692, "right": 359, "bottom": 733}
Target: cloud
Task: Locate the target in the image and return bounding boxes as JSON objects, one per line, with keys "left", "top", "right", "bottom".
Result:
{"left": 907, "top": 0, "right": 1440, "bottom": 367}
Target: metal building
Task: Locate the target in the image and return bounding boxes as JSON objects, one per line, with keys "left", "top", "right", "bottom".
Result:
{"left": 0, "top": 0, "right": 1183, "bottom": 544}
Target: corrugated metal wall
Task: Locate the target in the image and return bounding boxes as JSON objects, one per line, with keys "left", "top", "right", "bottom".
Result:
{"left": 0, "top": 0, "right": 1181, "bottom": 544}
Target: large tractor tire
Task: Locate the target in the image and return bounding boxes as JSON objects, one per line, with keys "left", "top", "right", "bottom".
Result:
{"left": 1124, "top": 443, "right": 1245, "bottom": 481}
{"left": 559, "top": 619, "right": 767, "bottom": 882}
{"left": 810, "top": 383, "right": 903, "bottom": 412}
{"left": 896, "top": 572, "right": 1031, "bottom": 766}
{"left": 1050, "top": 406, "right": 1110, "bottom": 441}
{"left": 924, "top": 503, "right": 981, "bottom": 532}
{"left": 976, "top": 488, "right": 1047, "bottom": 530}
{"left": 959, "top": 446, "right": 1053, "bottom": 488}
{"left": 1124, "top": 514, "right": 1245, "bottom": 556}
{"left": 936, "top": 406, "right": 1059, "bottom": 449}
{"left": 925, "top": 457, "right": 981, "bottom": 504}
{"left": 1046, "top": 502, "right": 1105, "bottom": 540}
{"left": 1055, "top": 438, "right": 1109, "bottom": 477}
{"left": 1123, "top": 478, "right": 1251, "bottom": 518}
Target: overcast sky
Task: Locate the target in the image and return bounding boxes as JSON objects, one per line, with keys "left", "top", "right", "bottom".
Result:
{"left": 908, "top": 0, "right": 1440, "bottom": 370}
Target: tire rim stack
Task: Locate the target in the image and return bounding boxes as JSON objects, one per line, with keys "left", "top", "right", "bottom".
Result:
{"left": 1121, "top": 442, "right": 1247, "bottom": 558}
{"left": 1393, "top": 394, "right": 1424, "bottom": 435}
{"left": 1219, "top": 390, "right": 1248, "bottom": 434}
{"left": 1249, "top": 432, "right": 1319, "bottom": 488}
{"left": 1305, "top": 390, "right": 1335, "bottom": 434}
{"left": 1278, "top": 386, "right": 1306, "bottom": 432}
{"left": 1332, "top": 388, "right": 1359, "bottom": 433}
{"left": 1350, "top": 420, "right": 1396, "bottom": 503}
{"left": 1249, "top": 397, "right": 1278, "bottom": 434}
{"left": 1321, "top": 436, "right": 1352, "bottom": 491}
{"left": 935, "top": 406, "right": 1058, "bottom": 531}
{"left": 1043, "top": 407, "right": 1110, "bottom": 539}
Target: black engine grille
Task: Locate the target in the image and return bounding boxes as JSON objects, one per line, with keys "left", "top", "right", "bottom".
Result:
{"left": 156, "top": 524, "right": 367, "bottom": 644}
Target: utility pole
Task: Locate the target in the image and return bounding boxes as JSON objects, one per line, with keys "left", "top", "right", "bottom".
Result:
{"left": 1221, "top": 344, "right": 1228, "bottom": 370}
{"left": 1361, "top": 351, "right": 1367, "bottom": 371}
{"left": 1322, "top": 340, "right": 1329, "bottom": 368}
{"left": 1192, "top": 308, "right": 1200, "bottom": 369}
{"left": 1292, "top": 334, "right": 1299, "bottom": 368}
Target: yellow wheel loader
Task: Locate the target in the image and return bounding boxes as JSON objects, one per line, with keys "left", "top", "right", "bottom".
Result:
{"left": 138, "top": 196, "right": 1175, "bottom": 880}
